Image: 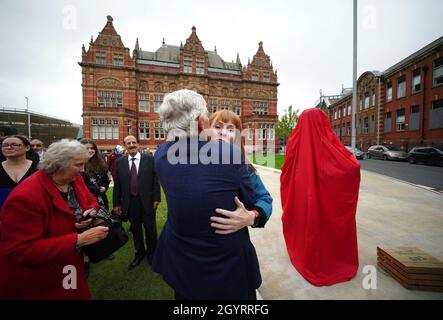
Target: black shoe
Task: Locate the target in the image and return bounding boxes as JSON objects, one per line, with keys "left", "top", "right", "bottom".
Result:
{"left": 128, "top": 255, "right": 144, "bottom": 270}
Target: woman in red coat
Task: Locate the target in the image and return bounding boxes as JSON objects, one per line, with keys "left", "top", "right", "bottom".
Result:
{"left": 280, "top": 108, "right": 360, "bottom": 286}
{"left": 0, "top": 139, "right": 109, "bottom": 300}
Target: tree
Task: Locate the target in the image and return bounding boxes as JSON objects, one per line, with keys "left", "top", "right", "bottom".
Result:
{"left": 276, "top": 105, "right": 299, "bottom": 146}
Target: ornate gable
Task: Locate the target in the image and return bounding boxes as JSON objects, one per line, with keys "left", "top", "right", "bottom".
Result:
{"left": 93, "top": 16, "right": 126, "bottom": 49}
{"left": 182, "top": 26, "right": 205, "bottom": 54}
{"left": 81, "top": 16, "right": 132, "bottom": 66}
{"left": 245, "top": 42, "right": 277, "bottom": 83}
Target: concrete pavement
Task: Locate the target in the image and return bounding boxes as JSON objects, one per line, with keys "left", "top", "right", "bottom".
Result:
{"left": 249, "top": 166, "right": 443, "bottom": 300}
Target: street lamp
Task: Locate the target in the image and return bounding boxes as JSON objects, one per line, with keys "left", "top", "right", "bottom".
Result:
{"left": 25, "top": 97, "right": 31, "bottom": 139}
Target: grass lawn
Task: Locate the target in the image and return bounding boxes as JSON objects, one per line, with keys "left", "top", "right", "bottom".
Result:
{"left": 251, "top": 153, "right": 285, "bottom": 170}
{"left": 87, "top": 187, "right": 174, "bottom": 300}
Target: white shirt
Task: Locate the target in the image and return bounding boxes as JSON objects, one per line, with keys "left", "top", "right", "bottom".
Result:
{"left": 128, "top": 152, "right": 141, "bottom": 174}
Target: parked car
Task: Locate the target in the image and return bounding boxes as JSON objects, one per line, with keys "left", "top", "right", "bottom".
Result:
{"left": 407, "top": 147, "right": 443, "bottom": 166}
{"left": 345, "top": 146, "right": 365, "bottom": 160}
{"left": 366, "top": 145, "right": 408, "bottom": 161}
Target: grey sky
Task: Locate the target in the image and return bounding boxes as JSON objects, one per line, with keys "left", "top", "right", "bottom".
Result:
{"left": 1, "top": 0, "right": 442, "bottom": 124}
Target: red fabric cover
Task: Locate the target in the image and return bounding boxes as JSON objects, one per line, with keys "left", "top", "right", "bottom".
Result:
{"left": 0, "top": 170, "right": 98, "bottom": 299}
{"left": 280, "top": 108, "right": 360, "bottom": 286}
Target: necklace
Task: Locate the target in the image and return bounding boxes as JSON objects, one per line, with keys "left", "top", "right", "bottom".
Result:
{"left": 51, "top": 177, "right": 69, "bottom": 193}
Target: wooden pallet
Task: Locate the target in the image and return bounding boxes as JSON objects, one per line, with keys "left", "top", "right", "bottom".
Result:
{"left": 377, "top": 246, "right": 443, "bottom": 275}
{"left": 378, "top": 260, "right": 443, "bottom": 292}
{"left": 377, "top": 246, "right": 443, "bottom": 292}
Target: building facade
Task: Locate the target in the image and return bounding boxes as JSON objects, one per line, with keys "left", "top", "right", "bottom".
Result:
{"left": 326, "top": 36, "right": 443, "bottom": 152}
{"left": 80, "top": 16, "right": 279, "bottom": 151}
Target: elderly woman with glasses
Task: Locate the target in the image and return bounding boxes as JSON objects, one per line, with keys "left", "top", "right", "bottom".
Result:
{"left": 0, "top": 139, "right": 109, "bottom": 300}
{"left": 0, "top": 135, "right": 38, "bottom": 208}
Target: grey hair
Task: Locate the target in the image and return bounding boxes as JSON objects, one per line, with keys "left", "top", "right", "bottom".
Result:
{"left": 38, "top": 139, "right": 89, "bottom": 174}
{"left": 159, "top": 89, "right": 209, "bottom": 141}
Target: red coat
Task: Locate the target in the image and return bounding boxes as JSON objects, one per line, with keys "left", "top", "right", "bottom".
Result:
{"left": 280, "top": 108, "right": 360, "bottom": 286}
{"left": 0, "top": 170, "right": 98, "bottom": 300}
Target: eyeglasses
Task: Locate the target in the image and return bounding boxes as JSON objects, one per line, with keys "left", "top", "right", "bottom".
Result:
{"left": 1, "top": 143, "right": 24, "bottom": 149}
{"left": 31, "top": 144, "right": 42, "bottom": 147}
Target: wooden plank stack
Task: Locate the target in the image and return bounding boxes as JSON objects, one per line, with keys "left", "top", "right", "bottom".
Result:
{"left": 377, "top": 246, "right": 443, "bottom": 292}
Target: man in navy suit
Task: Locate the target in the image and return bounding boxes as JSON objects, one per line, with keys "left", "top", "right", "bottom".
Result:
{"left": 152, "top": 89, "right": 262, "bottom": 300}
{"left": 113, "top": 135, "right": 160, "bottom": 270}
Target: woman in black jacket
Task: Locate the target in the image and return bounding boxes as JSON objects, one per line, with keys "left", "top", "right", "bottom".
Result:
{"left": 80, "top": 138, "right": 112, "bottom": 268}
{"left": 80, "top": 138, "right": 110, "bottom": 211}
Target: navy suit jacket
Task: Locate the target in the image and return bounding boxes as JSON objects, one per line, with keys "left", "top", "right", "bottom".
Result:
{"left": 152, "top": 138, "right": 261, "bottom": 299}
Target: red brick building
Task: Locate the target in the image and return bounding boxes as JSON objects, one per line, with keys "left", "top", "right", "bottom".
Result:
{"left": 79, "top": 16, "right": 279, "bottom": 151}
{"left": 326, "top": 36, "right": 443, "bottom": 152}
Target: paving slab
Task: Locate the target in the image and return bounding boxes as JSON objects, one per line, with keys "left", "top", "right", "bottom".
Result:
{"left": 249, "top": 166, "right": 443, "bottom": 300}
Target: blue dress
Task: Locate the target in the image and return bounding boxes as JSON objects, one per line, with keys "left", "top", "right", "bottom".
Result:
{"left": 152, "top": 139, "right": 262, "bottom": 299}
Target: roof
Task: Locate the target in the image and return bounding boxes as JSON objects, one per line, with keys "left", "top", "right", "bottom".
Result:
{"left": 383, "top": 36, "right": 443, "bottom": 76}
{"left": 138, "top": 45, "right": 241, "bottom": 71}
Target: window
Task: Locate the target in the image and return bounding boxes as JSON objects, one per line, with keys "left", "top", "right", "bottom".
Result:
{"left": 348, "top": 104, "right": 351, "bottom": 115}
{"left": 263, "top": 72, "right": 270, "bottom": 82}
{"left": 387, "top": 82, "right": 393, "bottom": 102}
{"left": 154, "top": 122, "right": 165, "bottom": 140}
{"left": 372, "top": 91, "right": 376, "bottom": 107}
{"left": 252, "top": 101, "right": 268, "bottom": 115}
{"left": 113, "top": 54, "right": 124, "bottom": 66}
{"left": 397, "top": 75, "right": 406, "bottom": 99}
{"left": 138, "top": 95, "right": 150, "bottom": 112}
{"left": 334, "top": 109, "right": 337, "bottom": 120}
{"left": 342, "top": 105, "right": 346, "bottom": 117}
{"left": 248, "top": 123, "right": 253, "bottom": 140}
{"left": 95, "top": 52, "right": 106, "bottom": 65}
{"left": 363, "top": 117, "right": 369, "bottom": 134}
{"left": 209, "top": 98, "right": 218, "bottom": 113}
{"left": 91, "top": 118, "right": 119, "bottom": 140}
{"left": 396, "top": 108, "right": 405, "bottom": 132}
{"left": 184, "top": 55, "right": 193, "bottom": 73}
{"left": 233, "top": 100, "right": 241, "bottom": 116}
{"left": 411, "top": 105, "right": 419, "bottom": 113}
{"left": 257, "top": 124, "right": 271, "bottom": 140}
{"left": 154, "top": 95, "right": 163, "bottom": 113}
{"left": 430, "top": 99, "right": 443, "bottom": 129}
{"left": 433, "top": 57, "right": 443, "bottom": 86}
{"left": 126, "top": 119, "right": 132, "bottom": 136}
{"left": 196, "top": 56, "right": 205, "bottom": 75}
{"left": 252, "top": 72, "right": 259, "bottom": 81}
{"left": 97, "top": 91, "right": 122, "bottom": 108}
{"left": 267, "top": 124, "right": 275, "bottom": 140}
{"left": 221, "top": 99, "right": 229, "bottom": 111}
{"left": 432, "top": 99, "right": 443, "bottom": 110}
{"left": 347, "top": 122, "right": 351, "bottom": 136}
{"left": 364, "top": 92, "right": 369, "bottom": 109}
{"left": 359, "top": 96, "right": 363, "bottom": 111}
{"left": 138, "top": 122, "right": 150, "bottom": 140}
{"left": 412, "top": 68, "right": 421, "bottom": 94}
{"left": 384, "top": 111, "right": 392, "bottom": 133}
{"left": 409, "top": 105, "right": 420, "bottom": 131}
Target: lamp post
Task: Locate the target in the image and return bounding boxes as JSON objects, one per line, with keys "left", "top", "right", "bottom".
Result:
{"left": 25, "top": 97, "right": 31, "bottom": 139}
{"left": 351, "top": 0, "right": 357, "bottom": 149}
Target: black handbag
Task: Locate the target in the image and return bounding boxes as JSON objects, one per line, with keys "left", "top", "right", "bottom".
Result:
{"left": 83, "top": 211, "right": 129, "bottom": 264}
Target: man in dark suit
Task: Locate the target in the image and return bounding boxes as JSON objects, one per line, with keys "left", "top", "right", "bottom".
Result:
{"left": 113, "top": 135, "right": 160, "bottom": 270}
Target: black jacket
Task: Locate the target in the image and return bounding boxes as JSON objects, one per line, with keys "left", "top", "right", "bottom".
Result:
{"left": 112, "top": 153, "right": 160, "bottom": 215}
